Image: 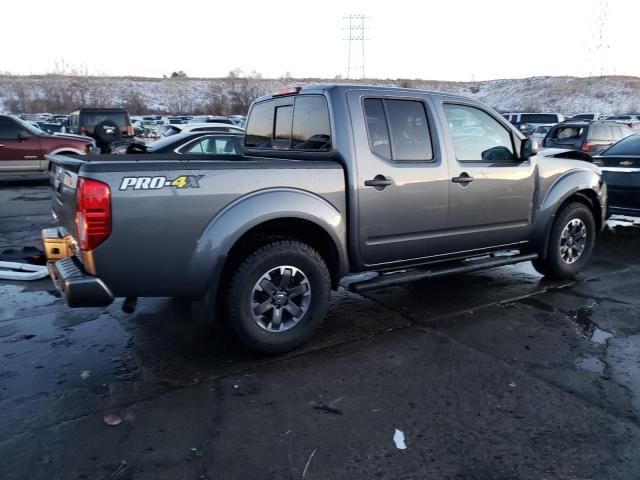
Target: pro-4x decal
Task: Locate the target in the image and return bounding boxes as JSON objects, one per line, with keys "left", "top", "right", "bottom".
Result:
{"left": 119, "top": 175, "right": 204, "bottom": 191}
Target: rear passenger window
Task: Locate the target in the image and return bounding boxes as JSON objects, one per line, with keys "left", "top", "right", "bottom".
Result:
{"left": 364, "top": 99, "right": 391, "bottom": 160}
{"left": 363, "top": 98, "right": 433, "bottom": 161}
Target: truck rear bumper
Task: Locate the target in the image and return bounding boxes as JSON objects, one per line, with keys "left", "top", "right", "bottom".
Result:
{"left": 49, "top": 257, "right": 114, "bottom": 307}
{"left": 42, "top": 228, "right": 114, "bottom": 308}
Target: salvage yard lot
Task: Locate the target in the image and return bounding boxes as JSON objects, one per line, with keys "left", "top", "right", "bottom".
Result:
{"left": 1, "top": 179, "right": 640, "bottom": 479}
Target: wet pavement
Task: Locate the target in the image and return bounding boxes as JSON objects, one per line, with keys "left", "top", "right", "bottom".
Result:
{"left": 1, "top": 179, "right": 640, "bottom": 479}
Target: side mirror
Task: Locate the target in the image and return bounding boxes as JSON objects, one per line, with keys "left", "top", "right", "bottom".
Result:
{"left": 521, "top": 138, "right": 538, "bottom": 160}
{"left": 17, "top": 130, "right": 31, "bottom": 141}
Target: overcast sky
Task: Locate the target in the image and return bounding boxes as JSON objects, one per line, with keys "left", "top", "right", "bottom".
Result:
{"left": 2, "top": 0, "right": 632, "bottom": 81}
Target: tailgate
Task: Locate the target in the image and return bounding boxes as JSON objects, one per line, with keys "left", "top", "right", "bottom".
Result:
{"left": 47, "top": 154, "right": 86, "bottom": 237}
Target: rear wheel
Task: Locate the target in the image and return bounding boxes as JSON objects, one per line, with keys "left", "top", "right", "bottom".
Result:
{"left": 224, "top": 240, "right": 331, "bottom": 354}
{"left": 531, "top": 202, "right": 596, "bottom": 279}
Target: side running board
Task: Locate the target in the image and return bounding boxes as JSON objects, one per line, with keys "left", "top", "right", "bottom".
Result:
{"left": 349, "top": 253, "right": 538, "bottom": 293}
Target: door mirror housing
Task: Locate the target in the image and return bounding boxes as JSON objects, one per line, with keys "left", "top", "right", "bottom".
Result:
{"left": 17, "top": 130, "right": 32, "bottom": 141}
{"left": 521, "top": 138, "right": 538, "bottom": 160}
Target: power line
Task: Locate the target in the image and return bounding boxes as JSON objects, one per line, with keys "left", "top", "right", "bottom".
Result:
{"left": 343, "top": 14, "right": 369, "bottom": 80}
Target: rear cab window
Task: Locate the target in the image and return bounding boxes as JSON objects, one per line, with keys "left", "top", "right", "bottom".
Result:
{"left": 245, "top": 95, "right": 331, "bottom": 152}
{"left": 363, "top": 98, "right": 433, "bottom": 161}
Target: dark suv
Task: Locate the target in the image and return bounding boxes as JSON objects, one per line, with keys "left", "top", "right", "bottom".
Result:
{"left": 68, "top": 108, "right": 133, "bottom": 152}
{"left": 543, "top": 121, "right": 634, "bottom": 155}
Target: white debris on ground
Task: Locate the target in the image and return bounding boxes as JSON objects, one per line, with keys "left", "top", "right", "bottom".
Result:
{"left": 393, "top": 429, "right": 407, "bottom": 450}
{"left": 0, "top": 261, "right": 48, "bottom": 281}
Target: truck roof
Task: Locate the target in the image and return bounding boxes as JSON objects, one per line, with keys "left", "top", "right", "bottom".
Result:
{"left": 253, "top": 84, "right": 471, "bottom": 104}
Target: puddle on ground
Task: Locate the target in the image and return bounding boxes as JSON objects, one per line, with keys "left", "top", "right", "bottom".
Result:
{"left": 591, "top": 328, "right": 614, "bottom": 345}
{"left": 567, "top": 305, "right": 615, "bottom": 345}
{"left": 576, "top": 356, "right": 606, "bottom": 374}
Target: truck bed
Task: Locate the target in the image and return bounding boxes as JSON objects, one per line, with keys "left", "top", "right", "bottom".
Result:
{"left": 46, "top": 153, "right": 346, "bottom": 298}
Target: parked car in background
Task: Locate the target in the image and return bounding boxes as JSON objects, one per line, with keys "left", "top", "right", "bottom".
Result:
{"left": 68, "top": 108, "right": 133, "bottom": 152}
{"left": 519, "top": 124, "right": 536, "bottom": 136}
{"left": 0, "top": 115, "right": 94, "bottom": 178}
{"left": 503, "top": 112, "right": 564, "bottom": 129}
{"left": 605, "top": 115, "right": 640, "bottom": 132}
{"left": 568, "top": 113, "right": 602, "bottom": 121}
{"left": 37, "top": 122, "right": 65, "bottom": 134}
{"left": 542, "top": 120, "right": 634, "bottom": 154}
{"left": 229, "top": 115, "right": 247, "bottom": 128}
{"left": 188, "top": 115, "right": 235, "bottom": 125}
{"left": 112, "top": 132, "right": 243, "bottom": 155}
{"left": 592, "top": 134, "right": 640, "bottom": 216}
{"left": 159, "top": 122, "right": 244, "bottom": 138}
{"left": 530, "top": 125, "right": 552, "bottom": 146}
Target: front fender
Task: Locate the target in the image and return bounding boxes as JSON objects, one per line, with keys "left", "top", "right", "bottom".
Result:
{"left": 186, "top": 188, "right": 347, "bottom": 298}
{"left": 531, "top": 168, "right": 604, "bottom": 256}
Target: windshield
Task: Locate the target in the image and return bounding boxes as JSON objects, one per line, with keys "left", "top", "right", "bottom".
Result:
{"left": 602, "top": 134, "right": 640, "bottom": 156}
{"left": 12, "top": 116, "right": 47, "bottom": 135}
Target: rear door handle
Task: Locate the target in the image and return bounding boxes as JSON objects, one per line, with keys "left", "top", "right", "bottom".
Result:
{"left": 451, "top": 173, "right": 474, "bottom": 185}
{"left": 364, "top": 175, "right": 392, "bottom": 190}
{"left": 0, "top": 144, "right": 4, "bottom": 147}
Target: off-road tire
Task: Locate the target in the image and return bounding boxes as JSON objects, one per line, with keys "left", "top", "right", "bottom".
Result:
{"left": 224, "top": 240, "right": 331, "bottom": 354}
{"left": 531, "top": 202, "right": 596, "bottom": 279}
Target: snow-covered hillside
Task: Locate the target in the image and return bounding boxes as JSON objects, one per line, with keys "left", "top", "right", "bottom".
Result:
{"left": 1, "top": 74, "right": 639, "bottom": 116}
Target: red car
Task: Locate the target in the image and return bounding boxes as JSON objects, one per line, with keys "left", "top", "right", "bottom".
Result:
{"left": 0, "top": 115, "right": 95, "bottom": 178}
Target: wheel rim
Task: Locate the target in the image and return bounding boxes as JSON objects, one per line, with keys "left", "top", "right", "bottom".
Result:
{"left": 559, "top": 218, "right": 587, "bottom": 264}
{"left": 251, "top": 265, "right": 311, "bottom": 332}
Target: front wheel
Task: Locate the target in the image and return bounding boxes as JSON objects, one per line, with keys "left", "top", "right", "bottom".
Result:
{"left": 531, "top": 202, "right": 596, "bottom": 279}
{"left": 224, "top": 240, "right": 331, "bottom": 354}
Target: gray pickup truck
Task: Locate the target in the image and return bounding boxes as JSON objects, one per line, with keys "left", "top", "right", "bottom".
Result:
{"left": 44, "top": 85, "right": 607, "bottom": 353}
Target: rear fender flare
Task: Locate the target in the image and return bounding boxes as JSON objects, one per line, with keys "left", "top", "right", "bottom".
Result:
{"left": 186, "top": 188, "right": 347, "bottom": 298}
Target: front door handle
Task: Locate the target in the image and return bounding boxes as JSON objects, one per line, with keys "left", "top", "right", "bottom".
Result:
{"left": 0, "top": 144, "right": 4, "bottom": 147}
{"left": 451, "top": 173, "right": 474, "bottom": 185}
{"left": 364, "top": 174, "right": 392, "bottom": 191}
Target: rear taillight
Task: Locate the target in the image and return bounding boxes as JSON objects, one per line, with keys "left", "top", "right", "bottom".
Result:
{"left": 80, "top": 126, "right": 87, "bottom": 135}
{"left": 581, "top": 141, "right": 592, "bottom": 153}
{"left": 75, "top": 178, "right": 111, "bottom": 251}
{"left": 127, "top": 125, "right": 133, "bottom": 136}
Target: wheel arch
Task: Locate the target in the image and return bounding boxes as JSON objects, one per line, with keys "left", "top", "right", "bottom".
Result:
{"left": 186, "top": 188, "right": 348, "bottom": 300}
{"left": 534, "top": 179, "right": 603, "bottom": 260}
{"left": 48, "top": 147, "right": 86, "bottom": 155}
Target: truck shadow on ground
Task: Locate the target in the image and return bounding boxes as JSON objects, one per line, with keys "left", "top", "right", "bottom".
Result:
{"left": 103, "top": 222, "right": 639, "bottom": 404}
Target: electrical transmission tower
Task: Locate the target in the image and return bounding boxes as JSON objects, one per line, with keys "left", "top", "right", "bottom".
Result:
{"left": 589, "top": 0, "right": 610, "bottom": 76}
{"left": 343, "top": 14, "right": 369, "bottom": 80}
